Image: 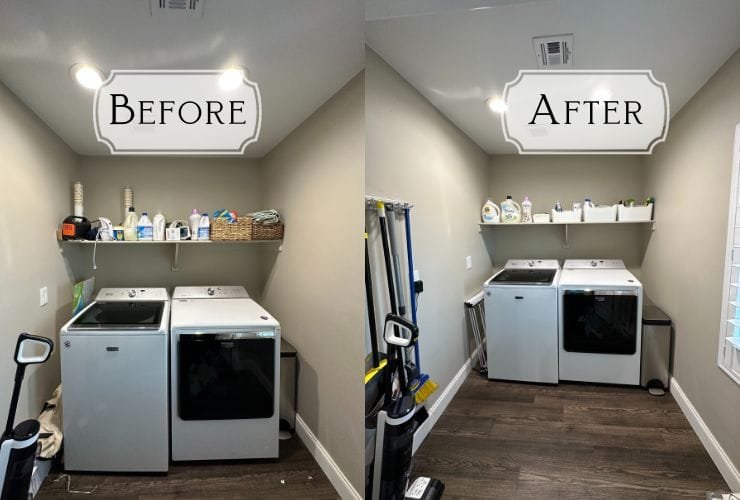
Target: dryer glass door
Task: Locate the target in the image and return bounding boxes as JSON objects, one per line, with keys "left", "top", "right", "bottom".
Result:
{"left": 178, "top": 332, "right": 275, "bottom": 420}
{"left": 562, "top": 290, "right": 638, "bottom": 354}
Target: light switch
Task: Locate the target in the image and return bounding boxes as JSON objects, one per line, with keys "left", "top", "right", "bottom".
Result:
{"left": 40, "top": 286, "right": 48, "bottom": 307}
{"left": 466, "top": 256, "right": 472, "bottom": 270}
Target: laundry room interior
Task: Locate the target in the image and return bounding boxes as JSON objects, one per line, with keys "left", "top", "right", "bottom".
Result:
{"left": 364, "top": 1, "right": 740, "bottom": 497}
{"left": 0, "top": 1, "right": 364, "bottom": 498}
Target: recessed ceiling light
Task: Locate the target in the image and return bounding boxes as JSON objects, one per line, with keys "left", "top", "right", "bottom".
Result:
{"left": 70, "top": 64, "right": 104, "bottom": 90}
{"left": 592, "top": 88, "right": 612, "bottom": 101}
{"left": 486, "top": 97, "right": 507, "bottom": 114}
{"left": 219, "top": 68, "right": 245, "bottom": 90}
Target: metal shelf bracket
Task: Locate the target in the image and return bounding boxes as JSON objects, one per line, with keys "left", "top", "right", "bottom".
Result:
{"left": 172, "top": 243, "right": 181, "bottom": 272}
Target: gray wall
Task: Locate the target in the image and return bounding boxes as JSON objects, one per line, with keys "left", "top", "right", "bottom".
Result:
{"left": 486, "top": 155, "right": 648, "bottom": 272}
{"left": 261, "top": 74, "right": 365, "bottom": 492}
{"left": 69, "top": 157, "right": 270, "bottom": 297}
{"left": 642, "top": 49, "right": 740, "bottom": 473}
{"left": 366, "top": 49, "right": 492, "bottom": 411}
{"left": 0, "top": 82, "right": 78, "bottom": 425}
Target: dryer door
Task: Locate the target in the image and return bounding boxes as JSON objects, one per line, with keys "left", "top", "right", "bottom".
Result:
{"left": 178, "top": 331, "right": 275, "bottom": 420}
{"left": 562, "top": 290, "right": 638, "bottom": 355}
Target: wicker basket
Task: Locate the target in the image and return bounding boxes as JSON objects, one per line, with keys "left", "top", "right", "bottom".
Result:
{"left": 251, "top": 221, "right": 284, "bottom": 240}
{"left": 211, "top": 217, "right": 252, "bottom": 241}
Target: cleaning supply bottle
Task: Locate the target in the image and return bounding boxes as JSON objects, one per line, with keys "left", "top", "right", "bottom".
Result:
{"left": 189, "top": 209, "right": 201, "bottom": 241}
{"left": 500, "top": 195, "right": 521, "bottom": 224}
{"left": 583, "top": 197, "right": 594, "bottom": 209}
{"left": 137, "top": 212, "right": 153, "bottom": 241}
{"left": 481, "top": 199, "right": 501, "bottom": 223}
{"left": 123, "top": 207, "right": 138, "bottom": 241}
{"left": 521, "top": 196, "right": 533, "bottom": 223}
{"left": 152, "top": 210, "right": 166, "bottom": 241}
{"left": 198, "top": 213, "right": 210, "bottom": 241}
{"left": 554, "top": 201, "right": 563, "bottom": 212}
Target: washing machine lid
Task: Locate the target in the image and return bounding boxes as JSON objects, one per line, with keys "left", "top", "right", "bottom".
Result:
{"left": 68, "top": 301, "right": 165, "bottom": 330}
{"left": 491, "top": 268, "right": 557, "bottom": 285}
{"left": 171, "top": 298, "right": 278, "bottom": 328}
{"left": 504, "top": 259, "right": 560, "bottom": 270}
{"left": 172, "top": 286, "right": 249, "bottom": 299}
{"left": 95, "top": 288, "right": 169, "bottom": 301}
{"left": 562, "top": 259, "right": 625, "bottom": 269}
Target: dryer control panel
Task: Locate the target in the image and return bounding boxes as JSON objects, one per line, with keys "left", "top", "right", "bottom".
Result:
{"left": 562, "top": 259, "right": 625, "bottom": 270}
{"left": 172, "top": 286, "right": 250, "bottom": 299}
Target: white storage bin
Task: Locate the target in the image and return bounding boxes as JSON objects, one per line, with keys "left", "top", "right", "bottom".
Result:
{"left": 584, "top": 204, "right": 618, "bottom": 222}
{"left": 533, "top": 213, "right": 550, "bottom": 224}
{"left": 618, "top": 203, "right": 653, "bottom": 222}
{"left": 551, "top": 208, "right": 582, "bottom": 223}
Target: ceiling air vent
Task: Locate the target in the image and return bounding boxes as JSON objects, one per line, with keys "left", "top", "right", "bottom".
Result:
{"left": 150, "top": 0, "right": 204, "bottom": 18}
{"left": 532, "top": 34, "right": 573, "bottom": 68}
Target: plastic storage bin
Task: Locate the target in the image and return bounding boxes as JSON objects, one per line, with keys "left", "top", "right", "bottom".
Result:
{"left": 551, "top": 208, "right": 582, "bottom": 223}
{"left": 583, "top": 204, "right": 618, "bottom": 222}
{"left": 532, "top": 213, "right": 550, "bottom": 224}
{"left": 618, "top": 203, "right": 653, "bottom": 222}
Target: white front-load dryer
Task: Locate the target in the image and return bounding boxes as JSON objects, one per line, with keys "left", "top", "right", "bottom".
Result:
{"left": 170, "top": 286, "right": 280, "bottom": 461}
{"left": 558, "top": 260, "right": 643, "bottom": 385}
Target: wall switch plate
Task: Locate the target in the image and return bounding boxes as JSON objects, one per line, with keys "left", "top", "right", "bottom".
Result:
{"left": 39, "top": 286, "right": 48, "bottom": 307}
{"left": 466, "top": 256, "right": 472, "bottom": 270}
{"left": 413, "top": 269, "right": 421, "bottom": 281}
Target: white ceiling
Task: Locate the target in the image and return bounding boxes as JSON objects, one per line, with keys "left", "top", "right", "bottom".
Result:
{"left": 0, "top": 0, "right": 363, "bottom": 157}
{"left": 366, "top": 0, "right": 740, "bottom": 154}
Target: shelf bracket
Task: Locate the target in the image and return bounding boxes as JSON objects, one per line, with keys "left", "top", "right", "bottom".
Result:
{"left": 563, "top": 224, "right": 570, "bottom": 248}
{"left": 172, "top": 243, "right": 181, "bottom": 272}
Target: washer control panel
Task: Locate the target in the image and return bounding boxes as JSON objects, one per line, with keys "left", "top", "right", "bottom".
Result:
{"left": 172, "top": 286, "right": 250, "bottom": 299}
{"left": 96, "top": 288, "right": 170, "bottom": 301}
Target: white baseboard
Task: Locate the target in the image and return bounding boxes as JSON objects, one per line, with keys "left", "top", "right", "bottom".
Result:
{"left": 294, "top": 413, "right": 361, "bottom": 500}
{"left": 411, "top": 346, "right": 478, "bottom": 455}
{"left": 670, "top": 377, "right": 740, "bottom": 491}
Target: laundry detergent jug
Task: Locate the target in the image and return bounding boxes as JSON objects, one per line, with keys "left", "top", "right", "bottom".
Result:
{"left": 500, "top": 195, "right": 521, "bottom": 224}
{"left": 481, "top": 199, "right": 501, "bottom": 223}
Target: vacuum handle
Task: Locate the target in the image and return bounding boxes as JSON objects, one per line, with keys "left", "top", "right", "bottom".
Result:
{"left": 14, "top": 333, "right": 53, "bottom": 365}
{"left": 383, "top": 314, "right": 419, "bottom": 347}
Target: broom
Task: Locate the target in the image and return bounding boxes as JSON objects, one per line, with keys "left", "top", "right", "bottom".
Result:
{"left": 403, "top": 206, "right": 437, "bottom": 403}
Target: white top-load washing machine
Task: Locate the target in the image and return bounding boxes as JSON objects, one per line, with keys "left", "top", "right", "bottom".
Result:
{"left": 558, "top": 260, "right": 643, "bottom": 385}
{"left": 484, "top": 260, "right": 560, "bottom": 384}
{"left": 60, "top": 288, "right": 170, "bottom": 472}
{"left": 170, "top": 286, "right": 280, "bottom": 461}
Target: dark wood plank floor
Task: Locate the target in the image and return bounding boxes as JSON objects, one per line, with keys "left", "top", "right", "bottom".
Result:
{"left": 412, "top": 373, "right": 730, "bottom": 499}
{"left": 38, "top": 436, "right": 338, "bottom": 499}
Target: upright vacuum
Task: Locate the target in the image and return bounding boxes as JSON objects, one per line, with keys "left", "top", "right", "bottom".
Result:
{"left": 0, "top": 333, "right": 54, "bottom": 500}
{"left": 367, "top": 201, "right": 445, "bottom": 500}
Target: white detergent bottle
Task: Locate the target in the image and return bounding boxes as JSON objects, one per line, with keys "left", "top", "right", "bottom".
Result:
{"left": 189, "top": 209, "right": 201, "bottom": 241}
{"left": 521, "top": 196, "right": 533, "bottom": 223}
{"left": 500, "top": 195, "right": 522, "bottom": 224}
{"left": 123, "top": 207, "right": 138, "bottom": 241}
{"left": 137, "top": 212, "right": 153, "bottom": 241}
{"left": 481, "top": 199, "right": 501, "bottom": 223}
{"left": 198, "top": 213, "right": 210, "bottom": 241}
{"left": 152, "top": 210, "right": 166, "bottom": 241}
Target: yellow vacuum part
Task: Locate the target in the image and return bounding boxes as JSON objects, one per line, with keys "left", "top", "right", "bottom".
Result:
{"left": 364, "top": 358, "right": 387, "bottom": 384}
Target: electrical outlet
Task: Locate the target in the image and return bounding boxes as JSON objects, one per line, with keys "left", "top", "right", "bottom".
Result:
{"left": 40, "top": 286, "right": 48, "bottom": 307}
{"left": 466, "top": 256, "right": 472, "bottom": 270}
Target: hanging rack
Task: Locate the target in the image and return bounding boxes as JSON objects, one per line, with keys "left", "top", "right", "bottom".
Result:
{"left": 365, "top": 195, "right": 414, "bottom": 213}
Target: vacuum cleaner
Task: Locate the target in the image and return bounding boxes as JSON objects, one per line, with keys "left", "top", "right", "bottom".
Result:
{"left": 367, "top": 202, "right": 445, "bottom": 500}
{"left": 1, "top": 333, "right": 54, "bottom": 500}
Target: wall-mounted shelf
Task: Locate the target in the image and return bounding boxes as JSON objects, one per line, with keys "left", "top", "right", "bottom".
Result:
{"left": 479, "top": 220, "right": 655, "bottom": 247}
{"left": 61, "top": 239, "right": 282, "bottom": 271}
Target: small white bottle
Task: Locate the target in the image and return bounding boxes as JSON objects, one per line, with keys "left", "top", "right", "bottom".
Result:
{"left": 189, "top": 209, "right": 201, "bottom": 241}
{"left": 152, "top": 211, "right": 166, "bottom": 241}
{"left": 123, "top": 207, "right": 138, "bottom": 241}
{"left": 198, "top": 213, "right": 210, "bottom": 241}
{"left": 521, "top": 196, "right": 533, "bottom": 223}
{"left": 137, "top": 212, "right": 153, "bottom": 241}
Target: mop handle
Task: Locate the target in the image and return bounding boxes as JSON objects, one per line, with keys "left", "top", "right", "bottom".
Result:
{"left": 365, "top": 233, "right": 380, "bottom": 368}
{"left": 404, "top": 207, "right": 421, "bottom": 369}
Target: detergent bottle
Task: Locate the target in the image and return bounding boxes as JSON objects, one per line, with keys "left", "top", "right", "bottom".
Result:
{"left": 521, "top": 196, "right": 533, "bottom": 223}
{"left": 123, "top": 207, "right": 138, "bottom": 241}
{"left": 198, "top": 213, "right": 210, "bottom": 241}
{"left": 189, "top": 209, "right": 201, "bottom": 241}
{"left": 500, "top": 195, "right": 522, "bottom": 224}
{"left": 137, "top": 212, "right": 153, "bottom": 241}
{"left": 152, "top": 210, "right": 166, "bottom": 241}
{"left": 481, "top": 199, "right": 501, "bottom": 223}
